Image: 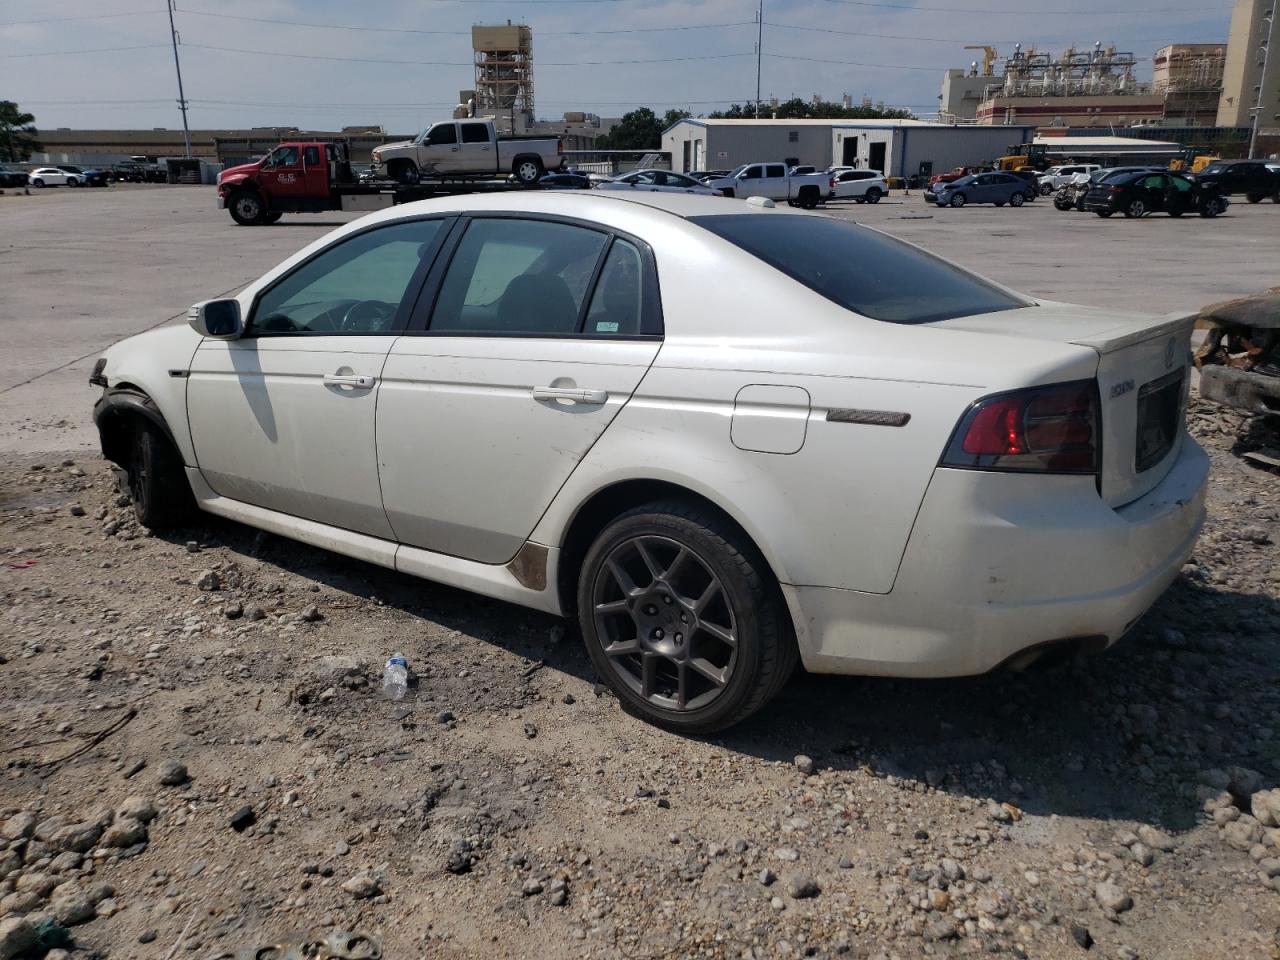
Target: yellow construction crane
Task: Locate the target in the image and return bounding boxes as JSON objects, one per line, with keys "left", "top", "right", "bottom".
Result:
{"left": 964, "top": 45, "right": 998, "bottom": 76}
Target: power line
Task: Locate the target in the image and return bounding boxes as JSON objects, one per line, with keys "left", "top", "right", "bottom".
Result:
{"left": 181, "top": 42, "right": 755, "bottom": 67}
{"left": 0, "top": 10, "right": 157, "bottom": 26}
{"left": 0, "top": 44, "right": 170, "bottom": 59}
{"left": 767, "top": 53, "right": 941, "bottom": 71}
{"left": 816, "top": 0, "right": 1217, "bottom": 12}
{"left": 175, "top": 8, "right": 754, "bottom": 37}
{"left": 765, "top": 21, "right": 1027, "bottom": 44}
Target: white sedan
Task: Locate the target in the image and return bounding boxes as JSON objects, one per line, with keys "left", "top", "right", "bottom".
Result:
{"left": 596, "top": 169, "right": 720, "bottom": 195}
{"left": 90, "top": 192, "right": 1208, "bottom": 732}
{"left": 830, "top": 168, "right": 887, "bottom": 202}
{"left": 28, "top": 167, "right": 82, "bottom": 187}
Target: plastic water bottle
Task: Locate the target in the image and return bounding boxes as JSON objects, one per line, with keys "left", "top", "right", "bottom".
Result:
{"left": 381, "top": 654, "right": 408, "bottom": 701}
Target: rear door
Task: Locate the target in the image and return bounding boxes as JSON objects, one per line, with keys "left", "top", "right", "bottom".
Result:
{"left": 377, "top": 215, "right": 663, "bottom": 561}
{"left": 457, "top": 122, "right": 495, "bottom": 174}
{"left": 764, "top": 163, "right": 789, "bottom": 199}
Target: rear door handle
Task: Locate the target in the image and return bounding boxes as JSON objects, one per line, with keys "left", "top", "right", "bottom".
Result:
{"left": 324, "top": 374, "right": 376, "bottom": 389}
{"left": 533, "top": 386, "right": 608, "bottom": 405}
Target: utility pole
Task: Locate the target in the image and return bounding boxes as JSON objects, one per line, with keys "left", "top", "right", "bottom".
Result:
{"left": 1248, "top": 1, "right": 1275, "bottom": 159}
{"left": 755, "top": 0, "right": 763, "bottom": 117}
{"left": 166, "top": 0, "right": 192, "bottom": 158}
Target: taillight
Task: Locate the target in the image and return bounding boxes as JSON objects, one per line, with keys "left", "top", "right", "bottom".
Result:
{"left": 941, "top": 380, "right": 1100, "bottom": 475}
{"left": 1108, "top": 185, "right": 1122, "bottom": 193}
{"left": 557, "top": 139, "right": 564, "bottom": 155}
{"left": 829, "top": 176, "right": 835, "bottom": 189}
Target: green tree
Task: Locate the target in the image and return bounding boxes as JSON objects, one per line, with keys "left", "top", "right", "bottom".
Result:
{"left": 0, "top": 101, "right": 41, "bottom": 162}
{"left": 597, "top": 107, "right": 691, "bottom": 150}
{"left": 709, "top": 100, "right": 914, "bottom": 121}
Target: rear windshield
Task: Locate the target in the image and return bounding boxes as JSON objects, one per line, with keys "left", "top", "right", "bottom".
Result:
{"left": 688, "top": 214, "right": 1029, "bottom": 324}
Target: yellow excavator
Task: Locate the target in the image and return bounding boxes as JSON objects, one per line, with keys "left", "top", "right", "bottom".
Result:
{"left": 1169, "top": 154, "right": 1219, "bottom": 173}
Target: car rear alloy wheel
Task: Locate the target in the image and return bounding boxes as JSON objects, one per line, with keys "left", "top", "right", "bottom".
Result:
{"left": 949, "top": 193, "right": 967, "bottom": 208}
{"left": 32, "top": 179, "right": 44, "bottom": 188}
{"left": 1124, "top": 199, "right": 1145, "bottom": 218}
{"left": 578, "top": 502, "right": 796, "bottom": 733}
{"left": 1010, "top": 192, "right": 1025, "bottom": 207}
{"left": 864, "top": 187, "right": 882, "bottom": 203}
{"left": 1040, "top": 183, "right": 1053, "bottom": 196}
{"left": 514, "top": 158, "right": 544, "bottom": 186}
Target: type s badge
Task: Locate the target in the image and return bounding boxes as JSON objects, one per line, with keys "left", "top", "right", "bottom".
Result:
{"left": 1110, "top": 379, "right": 1136, "bottom": 400}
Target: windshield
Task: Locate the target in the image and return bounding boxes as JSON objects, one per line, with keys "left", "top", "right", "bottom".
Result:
{"left": 726, "top": 164, "right": 748, "bottom": 178}
{"left": 690, "top": 214, "right": 1029, "bottom": 325}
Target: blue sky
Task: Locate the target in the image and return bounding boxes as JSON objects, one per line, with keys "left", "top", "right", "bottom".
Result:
{"left": 1, "top": 0, "right": 1235, "bottom": 134}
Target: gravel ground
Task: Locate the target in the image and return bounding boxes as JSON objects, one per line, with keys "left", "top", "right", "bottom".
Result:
{"left": 1, "top": 393, "right": 1279, "bottom": 960}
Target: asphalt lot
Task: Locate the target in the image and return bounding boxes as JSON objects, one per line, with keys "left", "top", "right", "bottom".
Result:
{"left": 2, "top": 183, "right": 1278, "bottom": 454}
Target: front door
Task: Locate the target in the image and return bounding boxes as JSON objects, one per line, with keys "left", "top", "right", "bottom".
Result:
{"left": 377, "top": 216, "right": 663, "bottom": 562}
{"left": 186, "top": 217, "right": 451, "bottom": 538}
{"left": 258, "top": 145, "right": 309, "bottom": 203}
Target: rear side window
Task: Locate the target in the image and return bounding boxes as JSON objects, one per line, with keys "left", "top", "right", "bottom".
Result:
{"left": 766, "top": 164, "right": 786, "bottom": 178}
{"left": 460, "top": 123, "right": 489, "bottom": 144}
{"left": 689, "top": 214, "right": 1029, "bottom": 325}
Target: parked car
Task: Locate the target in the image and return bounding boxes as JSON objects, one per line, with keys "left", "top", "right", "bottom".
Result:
{"left": 1191, "top": 159, "right": 1280, "bottom": 203}
{"left": 90, "top": 191, "right": 1207, "bottom": 732}
{"left": 596, "top": 169, "right": 720, "bottom": 195}
{"left": 829, "top": 168, "right": 886, "bottom": 203}
{"left": 1038, "top": 164, "right": 1101, "bottom": 195}
{"left": 704, "top": 162, "right": 831, "bottom": 208}
{"left": 0, "top": 167, "right": 27, "bottom": 188}
{"left": 79, "top": 167, "right": 110, "bottom": 187}
{"left": 1083, "top": 170, "right": 1227, "bottom": 218}
{"left": 690, "top": 169, "right": 730, "bottom": 182}
{"left": 789, "top": 165, "right": 817, "bottom": 176}
{"left": 926, "top": 172, "right": 1033, "bottom": 208}
{"left": 371, "top": 118, "right": 564, "bottom": 186}
{"left": 1006, "top": 169, "right": 1040, "bottom": 200}
{"left": 1054, "top": 167, "right": 1164, "bottom": 212}
{"left": 28, "top": 167, "right": 81, "bottom": 187}
{"left": 928, "top": 165, "right": 988, "bottom": 188}
{"left": 539, "top": 172, "right": 592, "bottom": 190}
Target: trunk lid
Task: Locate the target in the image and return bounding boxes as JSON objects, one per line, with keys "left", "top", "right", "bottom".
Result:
{"left": 939, "top": 303, "right": 1195, "bottom": 508}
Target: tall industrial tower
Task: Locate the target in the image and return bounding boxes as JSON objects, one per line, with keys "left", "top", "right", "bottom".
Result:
{"left": 472, "top": 23, "right": 534, "bottom": 119}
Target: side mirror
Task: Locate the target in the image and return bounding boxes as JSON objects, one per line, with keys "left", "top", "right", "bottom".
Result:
{"left": 188, "top": 299, "right": 243, "bottom": 339}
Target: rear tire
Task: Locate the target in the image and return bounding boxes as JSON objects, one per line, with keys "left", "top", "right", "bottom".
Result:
{"left": 1010, "top": 192, "right": 1025, "bottom": 207}
{"left": 228, "top": 190, "right": 267, "bottom": 226}
{"left": 127, "top": 421, "right": 197, "bottom": 529}
{"left": 1095, "top": 210, "right": 1113, "bottom": 218}
{"left": 864, "top": 187, "right": 882, "bottom": 203}
{"left": 577, "top": 500, "right": 797, "bottom": 734}
{"left": 797, "top": 186, "right": 819, "bottom": 209}
{"left": 513, "top": 157, "right": 544, "bottom": 186}
{"left": 32, "top": 179, "right": 44, "bottom": 188}
{"left": 1246, "top": 193, "right": 1264, "bottom": 204}
{"left": 1039, "top": 182, "right": 1053, "bottom": 196}
{"left": 1124, "top": 199, "right": 1146, "bottom": 218}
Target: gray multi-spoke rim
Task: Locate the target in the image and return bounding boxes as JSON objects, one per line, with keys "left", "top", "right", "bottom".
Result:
{"left": 592, "top": 535, "right": 738, "bottom": 713}
{"left": 236, "top": 196, "right": 261, "bottom": 220}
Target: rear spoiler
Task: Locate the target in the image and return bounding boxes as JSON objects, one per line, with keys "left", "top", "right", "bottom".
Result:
{"left": 1067, "top": 312, "right": 1197, "bottom": 355}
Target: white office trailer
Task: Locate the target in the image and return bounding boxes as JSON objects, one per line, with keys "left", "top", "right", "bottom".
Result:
{"left": 662, "top": 118, "right": 1035, "bottom": 181}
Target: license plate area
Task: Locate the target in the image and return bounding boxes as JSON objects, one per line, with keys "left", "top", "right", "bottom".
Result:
{"left": 1135, "top": 370, "right": 1183, "bottom": 473}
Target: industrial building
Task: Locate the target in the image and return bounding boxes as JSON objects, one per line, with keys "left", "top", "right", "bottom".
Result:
{"left": 662, "top": 118, "right": 1033, "bottom": 179}
{"left": 1217, "top": 0, "right": 1279, "bottom": 139}
{"left": 1153, "top": 44, "right": 1227, "bottom": 125}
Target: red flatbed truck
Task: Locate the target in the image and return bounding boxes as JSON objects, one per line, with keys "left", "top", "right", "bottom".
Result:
{"left": 216, "top": 139, "right": 533, "bottom": 226}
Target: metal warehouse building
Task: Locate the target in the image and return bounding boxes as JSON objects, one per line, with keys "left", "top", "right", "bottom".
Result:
{"left": 662, "top": 118, "right": 1034, "bottom": 179}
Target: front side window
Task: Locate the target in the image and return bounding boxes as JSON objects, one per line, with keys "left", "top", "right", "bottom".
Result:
{"left": 427, "top": 124, "right": 458, "bottom": 146}
{"left": 690, "top": 214, "right": 1029, "bottom": 325}
{"left": 429, "top": 219, "right": 609, "bottom": 335}
{"left": 251, "top": 220, "right": 444, "bottom": 336}
{"left": 460, "top": 123, "right": 489, "bottom": 144}
{"left": 267, "top": 146, "right": 299, "bottom": 167}
{"left": 741, "top": 165, "right": 763, "bottom": 179}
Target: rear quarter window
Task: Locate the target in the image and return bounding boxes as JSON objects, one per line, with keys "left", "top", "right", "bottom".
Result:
{"left": 690, "top": 214, "right": 1029, "bottom": 325}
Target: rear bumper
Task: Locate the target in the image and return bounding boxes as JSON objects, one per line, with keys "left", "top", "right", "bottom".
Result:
{"left": 784, "top": 437, "right": 1209, "bottom": 677}
{"left": 1199, "top": 364, "right": 1280, "bottom": 415}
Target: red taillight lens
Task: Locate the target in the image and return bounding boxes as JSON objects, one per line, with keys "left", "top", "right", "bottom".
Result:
{"left": 942, "top": 380, "right": 1100, "bottom": 475}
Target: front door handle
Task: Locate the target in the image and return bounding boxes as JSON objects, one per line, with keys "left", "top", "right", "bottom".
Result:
{"left": 324, "top": 374, "right": 376, "bottom": 389}
{"left": 533, "top": 386, "right": 608, "bottom": 405}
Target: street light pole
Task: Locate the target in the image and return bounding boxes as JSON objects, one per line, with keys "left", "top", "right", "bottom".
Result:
{"left": 755, "top": 0, "right": 763, "bottom": 118}
{"left": 166, "top": 0, "right": 192, "bottom": 158}
{"left": 1248, "top": 4, "right": 1275, "bottom": 159}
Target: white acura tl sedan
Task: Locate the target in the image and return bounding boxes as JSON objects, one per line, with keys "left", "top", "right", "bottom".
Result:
{"left": 91, "top": 192, "right": 1208, "bottom": 732}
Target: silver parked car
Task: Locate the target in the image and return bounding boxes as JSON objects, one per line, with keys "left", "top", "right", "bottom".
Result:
{"left": 927, "top": 173, "right": 1034, "bottom": 208}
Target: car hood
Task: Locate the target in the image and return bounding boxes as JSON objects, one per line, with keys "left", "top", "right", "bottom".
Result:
{"left": 219, "top": 160, "right": 261, "bottom": 183}
{"left": 376, "top": 140, "right": 415, "bottom": 153}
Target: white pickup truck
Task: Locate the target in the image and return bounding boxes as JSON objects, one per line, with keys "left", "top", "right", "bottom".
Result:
{"left": 705, "top": 162, "right": 832, "bottom": 208}
{"left": 371, "top": 119, "right": 565, "bottom": 186}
